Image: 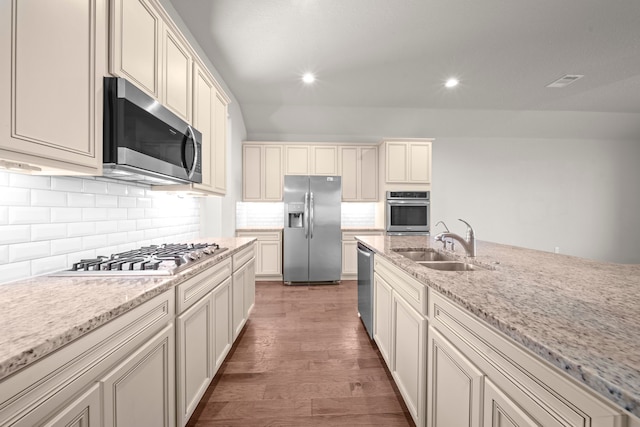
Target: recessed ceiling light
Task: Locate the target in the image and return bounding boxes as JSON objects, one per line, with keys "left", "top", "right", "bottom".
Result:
{"left": 302, "top": 72, "right": 316, "bottom": 84}
{"left": 546, "top": 74, "right": 584, "bottom": 88}
{"left": 445, "top": 78, "right": 459, "bottom": 88}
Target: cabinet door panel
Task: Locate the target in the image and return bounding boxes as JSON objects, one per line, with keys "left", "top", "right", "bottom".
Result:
{"left": 243, "top": 145, "right": 263, "bottom": 200}
{"left": 373, "top": 274, "right": 393, "bottom": 367}
{"left": 113, "top": 0, "right": 159, "bottom": 96}
{"left": 341, "top": 240, "right": 358, "bottom": 275}
{"left": 101, "top": 324, "right": 174, "bottom": 427}
{"left": 392, "top": 294, "right": 426, "bottom": 424}
{"left": 409, "top": 143, "right": 430, "bottom": 183}
{"left": 284, "top": 146, "right": 309, "bottom": 175}
{"left": 163, "top": 27, "right": 191, "bottom": 121}
{"left": 258, "top": 240, "right": 282, "bottom": 275}
{"left": 340, "top": 147, "right": 358, "bottom": 200}
{"left": 193, "top": 64, "right": 214, "bottom": 189}
{"left": 264, "top": 145, "right": 283, "bottom": 200}
{"left": 40, "top": 384, "right": 101, "bottom": 427}
{"left": 359, "top": 146, "right": 378, "bottom": 200}
{"left": 428, "top": 327, "right": 483, "bottom": 427}
{"left": 176, "top": 293, "right": 213, "bottom": 426}
{"left": 213, "top": 278, "right": 232, "bottom": 370}
{"left": 312, "top": 146, "right": 338, "bottom": 175}
{"left": 483, "top": 379, "right": 538, "bottom": 427}
{"left": 244, "top": 259, "right": 256, "bottom": 316}
{"left": 232, "top": 267, "right": 246, "bottom": 340}
{"left": 386, "top": 143, "right": 408, "bottom": 182}
{"left": 212, "top": 92, "right": 227, "bottom": 193}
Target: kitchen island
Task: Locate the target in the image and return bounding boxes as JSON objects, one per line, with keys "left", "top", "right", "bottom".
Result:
{"left": 357, "top": 234, "right": 640, "bottom": 425}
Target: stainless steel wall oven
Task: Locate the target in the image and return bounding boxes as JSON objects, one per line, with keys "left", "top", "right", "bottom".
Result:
{"left": 385, "top": 191, "right": 430, "bottom": 235}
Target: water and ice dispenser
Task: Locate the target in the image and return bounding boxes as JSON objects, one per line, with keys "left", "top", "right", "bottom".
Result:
{"left": 286, "top": 202, "right": 305, "bottom": 228}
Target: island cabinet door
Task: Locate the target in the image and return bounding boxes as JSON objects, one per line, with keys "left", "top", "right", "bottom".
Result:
{"left": 483, "top": 379, "right": 538, "bottom": 427}
{"left": 39, "top": 384, "right": 101, "bottom": 427}
{"left": 373, "top": 273, "right": 393, "bottom": 368}
{"left": 212, "top": 277, "right": 233, "bottom": 371}
{"left": 100, "top": 324, "right": 175, "bottom": 427}
{"left": 427, "top": 326, "right": 483, "bottom": 427}
{"left": 391, "top": 292, "right": 427, "bottom": 427}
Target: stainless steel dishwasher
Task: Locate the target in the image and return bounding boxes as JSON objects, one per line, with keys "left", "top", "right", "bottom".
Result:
{"left": 357, "top": 242, "right": 374, "bottom": 339}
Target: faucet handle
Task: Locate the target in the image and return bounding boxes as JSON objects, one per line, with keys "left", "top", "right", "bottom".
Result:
{"left": 458, "top": 219, "right": 475, "bottom": 239}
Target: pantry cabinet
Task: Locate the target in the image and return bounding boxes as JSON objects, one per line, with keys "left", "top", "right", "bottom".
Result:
{"left": 243, "top": 144, "right": 284, "bottom": 201}
{"left": 0, "top": 0, "right": 105, "bottom": 175}
{"left": 384, "top": 140, "right": 432, "bottom": 184}
{"left": 339, "top": 146, "right": 378, "bottom": 201}
{"left": 236, "top": 230, "right": 283, "bottom": 279}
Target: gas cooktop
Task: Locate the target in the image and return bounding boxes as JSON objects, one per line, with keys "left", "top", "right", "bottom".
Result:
{"left": 55, "top": 243, "right": 228, "bottom": 276}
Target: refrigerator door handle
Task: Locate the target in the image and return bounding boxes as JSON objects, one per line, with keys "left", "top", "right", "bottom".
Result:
{"left": 310, "top": 192, "right": 315, "bottom": 239}
{"left": 304, "top": 191, "right": 309, "bottom": 238}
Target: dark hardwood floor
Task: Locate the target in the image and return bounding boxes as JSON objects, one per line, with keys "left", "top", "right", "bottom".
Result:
{"left": 187, "top": 280, "right": 415, "bottom": 426}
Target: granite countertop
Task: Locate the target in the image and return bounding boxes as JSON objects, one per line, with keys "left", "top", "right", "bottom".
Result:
{"left": 236, "top": 227, "right": 384, "bottom": 231}
{"left": 357, "top": 235, "right": 640, "bottom": 418}
{"left": 0, "top": 237, "right": 256, "bottom": 381}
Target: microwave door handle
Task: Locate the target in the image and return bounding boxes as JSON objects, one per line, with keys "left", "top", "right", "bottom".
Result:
{"left": 185, "top": 125, "right": 198, "bottom": 179}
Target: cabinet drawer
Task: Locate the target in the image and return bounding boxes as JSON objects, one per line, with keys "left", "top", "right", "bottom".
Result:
{"left": 342, "top": 231, "right": 384, "bottom": 242}
{"left": 237, "top": 231, "right": 281, "bottom": 241}
{"left": 430, "top": 291, "right": 623, "bottom": 427}
{"left": 233, "top": 245, "right": 255, "bottom": 271}
{"left": 374, "top": 256, "right": 427, "bottom": 316}
{"left": 176, "top": 258, "right": 232, "bottom": 314}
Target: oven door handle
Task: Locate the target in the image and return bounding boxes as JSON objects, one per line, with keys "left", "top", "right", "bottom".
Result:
{"left": 386, "top": 200, "right": 429, "bottom": 205}
{"left": 185, "top": 125, "right": 198, "bottom": 179}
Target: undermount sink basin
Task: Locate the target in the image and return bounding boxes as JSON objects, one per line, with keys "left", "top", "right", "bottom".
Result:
{"left": 417, "top": 261, "right": 480, "bottom": 271}
{"left": 393, "top": 249, "right": 452, "bottom": 262}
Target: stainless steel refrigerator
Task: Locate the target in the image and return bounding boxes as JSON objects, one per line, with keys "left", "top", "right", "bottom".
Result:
{"left": 283, "top": 175, "right": 342, "bottom": 284}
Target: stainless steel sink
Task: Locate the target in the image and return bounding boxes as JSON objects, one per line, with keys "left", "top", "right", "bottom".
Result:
{"left": 417, "top": 261, "right": 480, "bottom": 271}
{"left": 393, "top": 249, "right": 452, "bottom": 262}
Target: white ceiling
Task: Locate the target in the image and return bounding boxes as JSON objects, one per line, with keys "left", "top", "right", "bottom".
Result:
{"left": 169, "top": 0, "right": 640, "bottom": 140}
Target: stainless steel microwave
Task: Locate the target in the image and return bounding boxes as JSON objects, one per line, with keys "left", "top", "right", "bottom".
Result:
{"left": 386, "top": 191, "right": 430, "bottom": 234}
{"left": 103, "top": 77, "right": 202, "bottom": 185}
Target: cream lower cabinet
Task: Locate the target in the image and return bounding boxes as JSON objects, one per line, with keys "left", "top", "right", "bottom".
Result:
{"left": 232, "top": 245, "right": 256, "bottom": 340}
{"left": 342, "top": 231, "right": 384, "bottom": 278}
{"left": 100, "top": 323, "right": 175, "bottom": 427}
{"left": 40, "top": 384, "right": 101, "bottom": 427}
{"left": 427, "top": 326, "right": 483, "bottom": 427}
{"left": 373, "top": 256, "right": 428, "bottom": 427}
{"left": 212, "top": 278, "right": 233, "bottom": 370}
{"left": 0, "top": 0, "right": 105, "bottom": 175}
{"left": 429, "top": 291, "right": 624, "bottom": 427}
{"left": 236, "top": 230, "right": 282, "bottom": 279}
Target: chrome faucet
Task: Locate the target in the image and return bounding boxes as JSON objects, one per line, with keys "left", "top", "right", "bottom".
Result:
{"left": 434, "top": 219, "right": 476, "bottom": 257}
{"left": 434, "top": 221, "right": 453, "bottom": 250}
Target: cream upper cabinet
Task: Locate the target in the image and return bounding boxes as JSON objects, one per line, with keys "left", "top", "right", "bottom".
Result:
{"left": 192, "top": 62, "right": 215, "bottom": 190}
{"left": 339, "top": 146, "right": 378, "bottom": 201}
{"left": 110, "top": 0, "right": 160, "bottom": 98}
{"left": 0, "top": 0, "right": 106, "bottom": 175}
{"left": 243, "top": 144, "right": 283, "bottom": 201}
{"left": 284, "top": 145, "right": 310, "bottom": 175}
{"left": 385, "top": 140, "right": 432, "bottom": 184}
{"left": 212, "top": 90, "right": 228, "bottom": 194}
{"left": 161, "top": 24, "right": 192, "bottom": 122}
{"left": 311, "top": 145, "right": 338, "bottom": 175}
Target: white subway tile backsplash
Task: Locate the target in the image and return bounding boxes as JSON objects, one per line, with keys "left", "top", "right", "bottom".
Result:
{"left": 107, "top": 182, "right": 128, "bottom": 196}
{"left": 82, "top": 235, "right": 108, "bottom": 250}
{"left": 1, "top": 172, "right": 200, "bottom": 284}
{"left": 82, "top": 179, "right": 107, "bottom": 194}
{"left": 51, "top": 177, "right": 83, "bottom": 192}
{"left": 96, "top": 195, "right": 118, "bottom": 208}
{"left": 0, "top": 261, "right": 31, "bottom": 285}
{"left": 95, "top": 221, "right": 118, "bottom": 234}
{"left": 9, "top": 207, "right": 50, "bottom": 224}
{"left": 118, "top": 196, "right": 136, "bottom": 208}
{"left": 82, "top": 207, "right": 108, "bottom": 221}
{"left": 9, "top": 174, "right": 50, "bottom": 189}
{"left": 31, "top": 189, "right": 67, "bottom": 207}
{"left": 67, "top": 222, "right": 95, "bottom": 237}
{"left": 107, "top": 232, "right": 128, "bottom": 246}
{"left": 31, "top": 255, "right": 67, "bottom": 276}
{"left": 0, "top": 225, "right": 30, "bottom": 244}
{"left": 51, "top": 207, "right": 82, "bottom": 223}
{"left": 0, "top": 187, "right": 31, "bottom": 206}
{"left": 51, "top": 237, "right": 83, "bottom": 255}
{"left": 107, "top": 208, "right": 127, "bottom": 220}
{"left": 31, "top": 224, "right": 67, "bottom": 241}
{"left": 9, "top": 241, "right": 50, "bottom": 262}
{"left": 68, "top": 193, "right": 95, "bottom": 207}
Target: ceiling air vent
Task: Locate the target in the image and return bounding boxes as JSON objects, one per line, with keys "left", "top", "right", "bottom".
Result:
{"left": 546, "top": 74, "right": 584, "bottom": 88}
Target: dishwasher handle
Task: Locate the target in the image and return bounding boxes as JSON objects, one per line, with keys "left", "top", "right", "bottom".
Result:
{"left": 357, "top": 244, "right": 373, "bottom": 258}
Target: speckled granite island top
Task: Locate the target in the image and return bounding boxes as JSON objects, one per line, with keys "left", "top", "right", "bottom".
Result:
{"left": 356, "top": 235, "right": 640, "bottom": 417}
{"left": 0, "top": 237, "right": 256, "bottom": 382}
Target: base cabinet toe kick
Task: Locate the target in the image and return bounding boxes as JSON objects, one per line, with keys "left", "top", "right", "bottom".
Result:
{"left": 371, "top": 255, "right": 633, "bottom": 427}
{"left": 0, "top": 244, "right": 256, "bottom": 427}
